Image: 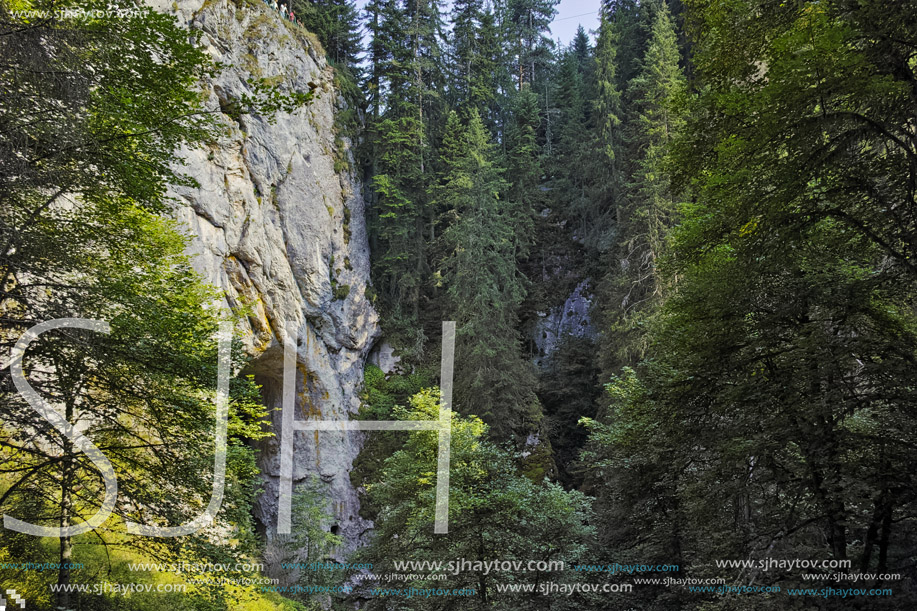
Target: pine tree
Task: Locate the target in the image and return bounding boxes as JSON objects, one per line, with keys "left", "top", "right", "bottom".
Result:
{"left": 586, "top": 8, "right": 687, "bottom": 580}
{"left": 363, "top": 0, "right": 402, "bottom": 264}
{"left": 404, "top": 0, "right": 447, "bottom": 115}
{"left": 600, "top": 0, "right": 685, "bottom": 371}
{"left": 436, "top": 111, "right": 541, "bottom": 438}
{"left": 371, "top": 110, "right": 427, "bottom": 349}
{"left": 366, "top": 0, "right": 446, "bottom": 358}
{"left": 571, "top": 23, "right": 591, "bottom": 71}
{"left": 293, "top": 0, "right": 363, "bottom": 69}
{"left": 502, "top": 0, "right": 560, "bottom": 88}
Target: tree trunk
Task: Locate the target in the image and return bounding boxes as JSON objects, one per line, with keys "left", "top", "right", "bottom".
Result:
{"left": 57, "top": 403, "right": 75, "bottom": 610}
{"left": 878, "top": 497, "right": 892, "bottom": 571}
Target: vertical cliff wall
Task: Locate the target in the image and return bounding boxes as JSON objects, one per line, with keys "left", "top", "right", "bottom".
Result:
{"left": 532, "top": 280, "right": 596, "bottom": 367}
{"left": 147, "top": 0, "right": 380, "bottom": 556}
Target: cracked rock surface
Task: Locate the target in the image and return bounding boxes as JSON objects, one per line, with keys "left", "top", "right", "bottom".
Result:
{"left": 147, "top": 0, "right": 380, "bottom": 560}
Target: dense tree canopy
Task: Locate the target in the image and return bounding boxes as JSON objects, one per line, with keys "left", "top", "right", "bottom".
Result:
{"left": 354, "top": 390, "right": 594, "bottom": 610}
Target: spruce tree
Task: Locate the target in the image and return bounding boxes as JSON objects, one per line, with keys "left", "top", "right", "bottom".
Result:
{"left": 502, "top": 0, "right": 560, "bottom": 88}
{"left": 366, "top": 0, "right": 445, "bottom": 357}
{"left": 449, "top": 0, "right": 502, "bottom": 120}
{"left": 600, "top": 0, "right": 685, "bottom": 371}
{"left": 602, "top": 0, "right": 652, "bottom": 90}
{"left": 592, "top": 9, "right": 624, "bottom": 238}
{"left": 587, "top": 3, "right": 917, "bottom": 609}
{"left": 294, "top": 0, "right": 363, "bottom": 69}
{"left": 504, "top": 84, "right": 541, "bottom": 253}
{"left": 552, "top": 29, "right": 601, "bottom": 252}
{"left": 450, "top": 0, "right": 482, "bottom": 107}
{"left": 436, "top": 111, "right": 541, "bottom": 438}
{"left": 364, "top": 0, "right": 401, "bottom": 120}
{"left": 477, "top": 9, "right": 507, "bottom": 131}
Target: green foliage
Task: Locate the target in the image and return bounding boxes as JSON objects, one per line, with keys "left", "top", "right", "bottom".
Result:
{"left": 331, "top": 60, "right": 363, "bottom": 141}
{"left": 448, "top": 0, "right": 501, "bottom": 118}
{"left": 358, "top": 364, "right": 435, "bottom": 419}
{"left": 363, "top": 0, "right": 454, "bottom": 367}
{"left": 503, "top": 0, "right": 561, "bottom": 87}
{"left": 538, "top": 336, "right": 601, "bottom": 488}
{"left": 590, "top": 10, "right": 624, "bottom": 253}
{"left": 579, "top": 366, "right": 684, "bottom": 606}
{"left": 332, "top": 282, "right": 351, "bottom": 300}
{"left": 0, "top": 2, "right": 280, "bottom": 608}
{"left": 435, "top": 111, "right": 543, "bottom": 440}
{"left": 288, "top": 478, "right": 343, "bottom": 562}
{"left": 354, "top": 390, "right": 595, "bottom": 610}
{"left": 548, "top": 28, "right": 612, "bottom": 259}
{"left": 8, "top": 0, "right": 917, "bottom": 608}
{"left": 503, "top": 85, "right": 541, "bottom": 253}
{"left": 599, "top": 0, "right": 686, "bottom": 373}
{"left": 276, "top": 476, "right": 344, "bottom": 608}
{"left": 342, "top": 205, "right": 352, "bottom": 243}
{"left": 351, "top": 365, "right": 434, "bottom": 518}
{"left": 584, "top": 1, "right": 917, "bottom": 609}
{"left": 292, "top": 0, "right": 362, "bottom": 69}
{"left": 370, "top": 110, "right": 429, "bottom": 352}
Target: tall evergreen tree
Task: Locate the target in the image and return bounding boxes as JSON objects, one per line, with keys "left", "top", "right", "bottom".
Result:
{"left": 477, "top": 9, "right": 507, "bottom": 131}
{"left": 583, "top": 8, "right": 688, "bottom": 587}
{"left": 404, "top": 0, "right": 447, "bottom": 159}
{"left": 364, "top": 0, "right": 401, "bottom": 121}
{"left": 600, "top": 0, "right": 685, "bottom": 371}
{"left": 504, "top": 84, "right": 541, "bottom": 253}
{"left": 592, "top": 8, "right": 624, "bottom": 241}
{"left": 293, "top": 0, "right": 363, "bottom": 69}
{"left": 551, "top": 29, "right": 601, "bottom": 251}
{"left": 448, "top": 0, "right": 502, "bottom": 121}
{"left": 586, "top": 2, "right": 917, "bottom": 609}
{"left": 367, "top": 0, "right": 446, "bottom": 357}
{"left": 436, "top": 111, "right": 541, "bottom": 438}
{"left": 498, "top": 0, "right": 560, "bottom": 88}
{"left": 602, "top": 0, "right": 653, "bottom": 90}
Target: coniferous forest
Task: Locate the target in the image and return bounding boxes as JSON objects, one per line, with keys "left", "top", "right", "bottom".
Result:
{"left": 2, "top": 0, "right": 917, "bottom": 609}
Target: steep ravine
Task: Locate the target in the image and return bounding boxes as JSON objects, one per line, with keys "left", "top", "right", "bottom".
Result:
{"left": 148, "top": 0, "right": 381, "bottom": 564}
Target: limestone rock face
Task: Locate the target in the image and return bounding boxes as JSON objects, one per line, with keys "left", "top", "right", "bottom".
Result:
{"left": 533, "top": 281, "right": 596, "bottom": 367}
{"left": 147, "top": 0, "right": 380, "bottom": 555}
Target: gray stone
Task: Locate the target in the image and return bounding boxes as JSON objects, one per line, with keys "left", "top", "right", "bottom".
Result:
{"left": 367, "top": 341, "right": 401, "bottom": 374}
{"left": 533, "top": 280, "right": 596, "bottom": 367}
{"left": 147, "top": 0, "right": 380, "bottom": 559}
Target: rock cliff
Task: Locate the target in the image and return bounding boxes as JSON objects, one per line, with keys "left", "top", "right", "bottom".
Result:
{"left": 147, "top": 0, "right": 380, "bottom": 558}
{"left": 533, "top": 280, "right": 596, "bottom": 367}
